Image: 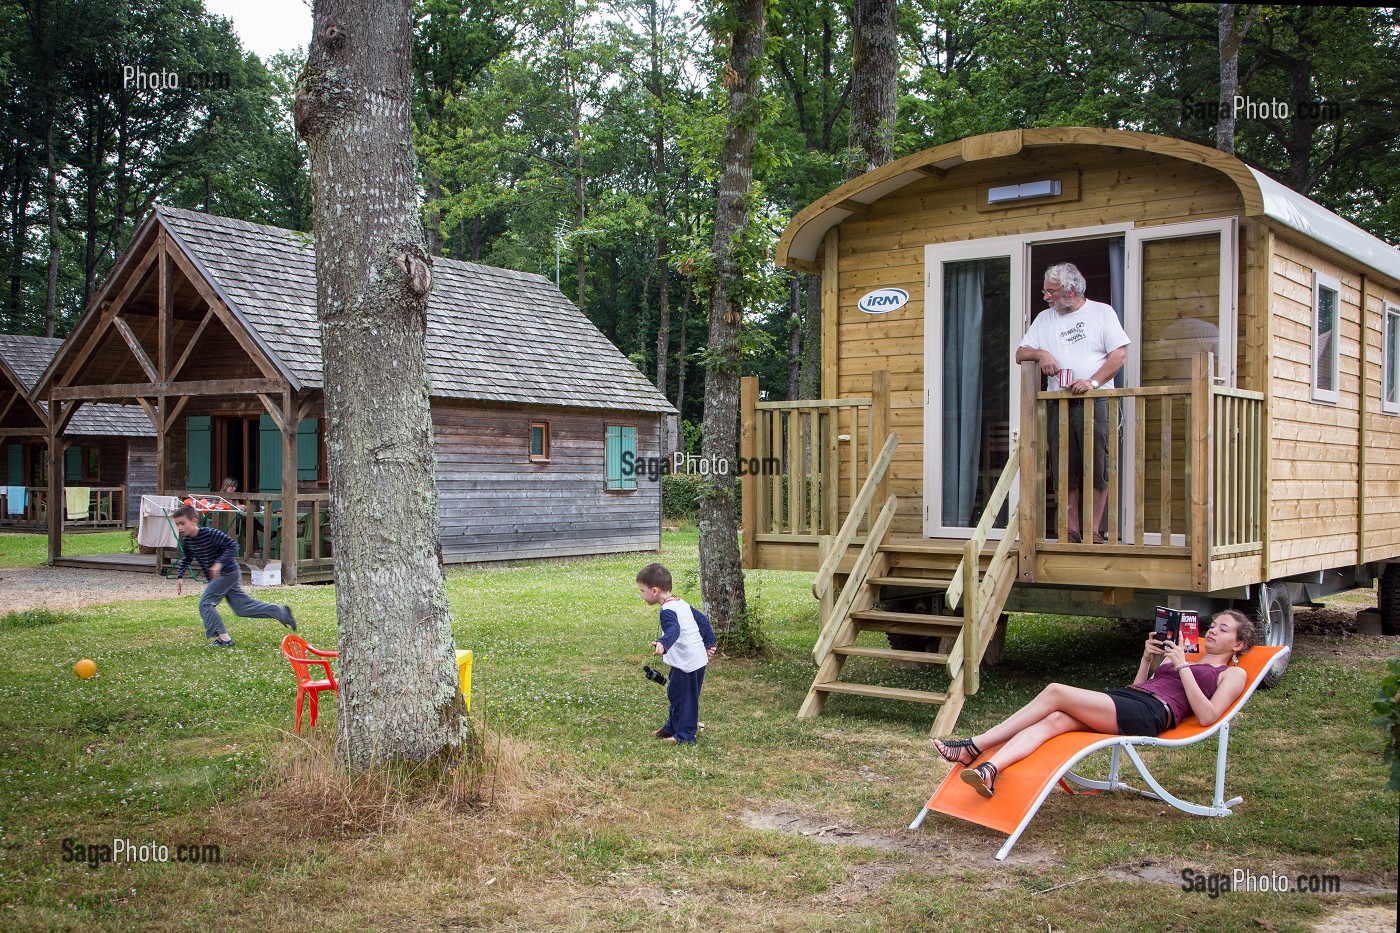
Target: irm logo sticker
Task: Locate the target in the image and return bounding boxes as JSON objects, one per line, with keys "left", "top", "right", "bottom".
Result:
{"left": 856, "top": 287, "right": 909, "bottom": 314}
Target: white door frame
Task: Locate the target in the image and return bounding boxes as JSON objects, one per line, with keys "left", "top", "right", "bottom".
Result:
{"left": 1121, "top": 217, "right": 1239, "bottom": 544}
{"left": 922, "top": 222, "right": 1137, "bottom": 539}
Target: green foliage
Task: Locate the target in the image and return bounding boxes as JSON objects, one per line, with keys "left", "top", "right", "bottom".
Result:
{"left": 1372, "top": 658, "right": 1400, "bottom": 792}
{"left": 0, "top": 608, "right": 84, "bottom": 632}
{"left": 661, "top": 471, "right": 704, "bottom": 520}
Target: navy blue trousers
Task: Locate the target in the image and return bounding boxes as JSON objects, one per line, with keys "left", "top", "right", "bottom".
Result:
{"left": 661, "top": 665, "right": 706, "bottom": 743}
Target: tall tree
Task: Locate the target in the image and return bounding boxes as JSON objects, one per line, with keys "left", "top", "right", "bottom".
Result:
{"left": 698, "top": 0, "right": 765, "bottom": 632}
{"left": 296, "top": 0, "right": 467, "bottom": 769}
{"left": 845, "top": 0, "right": 898, "bottom": 179}
{"left": 1216, "top": 4, "right": 1258, "bottom": 155}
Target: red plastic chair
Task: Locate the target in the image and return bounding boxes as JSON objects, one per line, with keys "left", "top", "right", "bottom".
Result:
{"left": 280, "top": 634, "right": 338, "bottom": 734}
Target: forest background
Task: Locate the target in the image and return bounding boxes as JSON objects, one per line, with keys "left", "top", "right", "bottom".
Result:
{"left": 2, "top": 0, "right": 1397, "bottom": 434}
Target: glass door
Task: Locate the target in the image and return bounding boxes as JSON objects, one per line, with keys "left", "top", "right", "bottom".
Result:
{"left": 924, "top": 240, "right": 1024, "bottom": 537}
{"left": 1123, "top": 218, "right": 1237, "bottom": 543}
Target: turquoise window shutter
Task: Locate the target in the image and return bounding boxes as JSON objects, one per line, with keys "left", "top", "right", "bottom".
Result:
{"left": 6, "top": 443, "right": 21, "bottom": 485}
{"left": 621, "top": 426, "right": 637, "bottom": 490}
{"left": 605, "top": 426, "right": 638, "bottom": 491}
{"left": 186, "top": 416, "right": 212, "bottom": 489}
{"left": 259, "top": 414, "right": 282, "bottom": 492}
{"left": 605, "top": 426, "right": 621, "bottom": 490}
{"left": 65, "top": 444, "right": 83, "bottom": 480}
{"left": 297, "top": 418, "right": 320, "bottom": 481}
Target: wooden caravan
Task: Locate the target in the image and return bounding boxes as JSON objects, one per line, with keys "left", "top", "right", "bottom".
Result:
{"left": 31, "top": 207, "right": 674, "bottom": 583}
{"left": 1, "top": 335, "right": 155, "bottom": 532}
{"left": 749, "top": 127, "right": 1400, "bottom": 733}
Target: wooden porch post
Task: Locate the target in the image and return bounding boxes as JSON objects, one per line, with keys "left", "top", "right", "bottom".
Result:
{"left": 282, "top": 390, "right": 299, "bottom": 586}
{"left": 1018, "top": 361, "right": 1038, "bottom": 582}
{"left": 739, "top": 375, "right": 758, "bottom": 568}
{"left": 47, "top": 401, "right": 62, "bottom": 565}
{"left": 1190, "top": 352, "right": 1213, "bottom": 591}
{"left": 872, "top": 369, "right": 890, "bottom": 512}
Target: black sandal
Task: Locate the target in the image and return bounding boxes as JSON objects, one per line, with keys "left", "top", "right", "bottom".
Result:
{"left": 960, "top": 761, "right": 998, "bottom": 799}
{"left": 933, "top": 737, "right": 981, "bottom": 766}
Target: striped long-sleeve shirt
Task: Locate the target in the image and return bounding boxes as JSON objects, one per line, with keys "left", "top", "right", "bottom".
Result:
{"left": 176, "top": 526, "right": 240, "bottom": 580}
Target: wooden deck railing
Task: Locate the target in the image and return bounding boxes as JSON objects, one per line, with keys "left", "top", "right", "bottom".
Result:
{"left": 1020, "top": 352, "right": 1264, "bottom": 585}
{"left": 191, "top": 491, "right": 333, "bottom": 569}
{"left": 0, "top": 486, "right": 126, "bottom": 529}
{"left": 739, "top": 370, "right": 891, "bottom": 566}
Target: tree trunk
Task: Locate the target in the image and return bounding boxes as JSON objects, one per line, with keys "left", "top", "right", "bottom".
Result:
{"left": 295, "top": 0, "right": 467, "bottom": 770}
{"left": 800, "top": 272, "right": 821, "bottom": 399}
{"left": 676, "top": 279, "right": 690, "bottom": 418}
{"left": 8, "top": 168, "right": 32, "bottom": 332}
{"left": 699, "top": 0, "right": 765, "bottom": 631}
{"left": 1216, "top": 4, "right": 1257, "bottom": 155}
{"left": 846, "top": 0, "right": 898, "bottom": 180}
{"left": 786, "top": 273, "right": 801, "bottom": 400}
{"left": 649, "top": 0, "right": 671, "bottom": 399}
{"left": 44, "top": 119, "right": 60, "bottom": 338}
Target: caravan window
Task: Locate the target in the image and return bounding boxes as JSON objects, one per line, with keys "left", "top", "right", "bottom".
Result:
{"left": 1384, "top": 304, "right": 1400, "bottom": 415}
{"left": 1311, "top": 271, "right": 1341, "bottom": 404}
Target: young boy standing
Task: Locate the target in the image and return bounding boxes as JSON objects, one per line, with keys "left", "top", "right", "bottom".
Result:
{"left": 636, "top": 563, "right": 716, "bottom": 744}
{"left": 171, "top": 505, "right": 296, "bottom": 647}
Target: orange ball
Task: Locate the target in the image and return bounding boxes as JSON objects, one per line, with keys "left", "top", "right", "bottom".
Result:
{"left": 74, "top": 659, "right": 97, "bottom": 679}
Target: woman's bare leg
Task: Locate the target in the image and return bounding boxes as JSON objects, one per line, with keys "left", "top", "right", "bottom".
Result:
{"left": 971, "top": 683, "right": 1119, "bottom": 752}
{"left": 986, "top": 710, "right": 1093, "bottom": 776}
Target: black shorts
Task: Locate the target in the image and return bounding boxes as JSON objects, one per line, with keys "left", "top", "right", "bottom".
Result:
{"left": 1046, "top": 396, "right": 1110, "bottom": 490}
{"left": 1103, "top": 687, "right": 1171, "bottom": 736}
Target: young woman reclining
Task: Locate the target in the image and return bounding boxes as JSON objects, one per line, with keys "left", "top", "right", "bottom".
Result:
{"left": 933, "top": 609, "right": 1258, "bottom": 798}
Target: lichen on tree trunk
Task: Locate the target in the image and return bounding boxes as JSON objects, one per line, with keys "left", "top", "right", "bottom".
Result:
{"left": 295, "top": 0, "right": 466, "bottom": 770}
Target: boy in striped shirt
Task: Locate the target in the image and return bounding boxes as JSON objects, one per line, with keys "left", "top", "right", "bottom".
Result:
{"left": 637, "top": 563, "right": 716, "bottom": 744}
{"left": 172, "top": 505, "right": 296, "bottom": 648}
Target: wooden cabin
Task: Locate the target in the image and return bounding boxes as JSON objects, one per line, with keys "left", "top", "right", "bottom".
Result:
{"left": 746, "top": 127, "right": 1400, "bottom": 734}
{"left": 1, "top": 334, "right": 155, "bottom": 531}
{"left": 32, "top": 207, "right": 674, "bottom": 583}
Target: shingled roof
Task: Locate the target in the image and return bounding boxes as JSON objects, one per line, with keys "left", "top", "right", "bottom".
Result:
{"left": 0, "top": 334, "right": 155, "bottom": 436}
{"left": 155, "top": 207, "right": 675, "bottom": 414}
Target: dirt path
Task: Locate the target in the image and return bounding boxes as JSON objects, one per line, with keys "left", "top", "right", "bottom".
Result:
{"left": 0, "top": 565, "right": 177, "bottom": 612}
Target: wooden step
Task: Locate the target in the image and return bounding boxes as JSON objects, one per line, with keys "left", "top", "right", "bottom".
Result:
{"left": 849, "top": 609, "right": 965, "bottom": 637}
{"left": 813, "top": 681, "right": 950, "bottom": 704}
{"left": 868, "top": 574, "right": 952, "bottom": 589}
{"left": 832, "top": 645, "right": 951, "bottom": 665}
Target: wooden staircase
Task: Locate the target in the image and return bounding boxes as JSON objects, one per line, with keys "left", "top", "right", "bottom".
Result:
{"left": 800, "top": 434, "right": 1022, "bottom": 737}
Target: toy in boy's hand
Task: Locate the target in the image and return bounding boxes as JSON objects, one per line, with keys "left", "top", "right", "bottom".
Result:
{"left": 643, "top": 665, "right": 668, "bottom": 686}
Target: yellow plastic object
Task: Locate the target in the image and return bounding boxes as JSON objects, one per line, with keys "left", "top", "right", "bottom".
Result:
{"left": 455, "top": 649, "right": 473, "bottom": 710}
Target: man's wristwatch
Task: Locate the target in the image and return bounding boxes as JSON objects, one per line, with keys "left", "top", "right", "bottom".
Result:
{"left": 1089, "top": 379, "right": 1100, "bottom": 389}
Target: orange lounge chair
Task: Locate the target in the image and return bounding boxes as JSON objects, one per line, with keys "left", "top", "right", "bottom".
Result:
{"left": 910, "top": 645, "right": 1289, "bottom": 860}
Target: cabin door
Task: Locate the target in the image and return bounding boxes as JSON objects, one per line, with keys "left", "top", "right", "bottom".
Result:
{"left": 1122, "top": 218, "right": 1238, "bottom": 543}
{"left": 923, "top": 240, "right": 1026, "bottom": 538}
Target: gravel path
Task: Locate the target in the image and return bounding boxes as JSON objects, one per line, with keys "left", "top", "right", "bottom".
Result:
{"left": 0, "top": 565, "right": 180, "bottom": 612}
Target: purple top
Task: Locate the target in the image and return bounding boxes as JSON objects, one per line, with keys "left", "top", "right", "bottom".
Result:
{"left": 1131, "top": 662, "right": 1229, "bottom": 727}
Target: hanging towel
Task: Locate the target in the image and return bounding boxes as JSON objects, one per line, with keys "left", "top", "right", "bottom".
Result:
{"left": 5, "top": 485, "right": 25, "bottom": 515}
{"left": 65, "top": 486, "right": 91, "bottom": 520}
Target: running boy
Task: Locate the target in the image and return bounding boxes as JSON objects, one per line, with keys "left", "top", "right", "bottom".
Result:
{"left": 637, "top": 563, "right": 716, "bottom": 744}
{"left": 172, "top": 505, "right": 296, "bottom": 647}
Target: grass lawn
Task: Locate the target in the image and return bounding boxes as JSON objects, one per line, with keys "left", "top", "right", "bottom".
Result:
{"left": 0, "top": 527, "right": 1395, "bottom": 931}
{"left": 0, "top": 530, "right": 133, "bottom": 568}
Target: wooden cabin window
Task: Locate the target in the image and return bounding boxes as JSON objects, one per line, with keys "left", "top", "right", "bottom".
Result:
{"left": 64, "top": 444, "right": 99, "bottom": 482}
{"left": 1311, "top": 271, "right": 1342, "bottom": 404}
{"left": 529, "top": 422, "right": 550, "bottom": 462}
{"left": 605, "top": 424, "right": 637, "bottom": 492}
{"left": 1384, "top": 304, "right": 1400, "bottom": 415}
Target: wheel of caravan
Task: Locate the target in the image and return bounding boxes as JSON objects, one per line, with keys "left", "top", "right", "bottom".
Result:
{"left": 1381, "top": 564, "right": 1400, "bottom": 636}
{"left": 1246, "top": 582, "right": 1293, "bottom": 689}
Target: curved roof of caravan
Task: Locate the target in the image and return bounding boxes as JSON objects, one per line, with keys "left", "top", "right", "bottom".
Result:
{"left": 777, "top": 127, "right": 1400, "bottom": 284}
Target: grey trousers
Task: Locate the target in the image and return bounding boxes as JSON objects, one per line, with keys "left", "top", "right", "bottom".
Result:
{"left": 198, "top": 564, "right": 288, "bottom": 638}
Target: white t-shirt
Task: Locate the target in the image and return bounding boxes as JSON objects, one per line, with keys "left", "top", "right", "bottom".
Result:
{"left": 1019, "top": 299, "right": 1131, "bottom": 390}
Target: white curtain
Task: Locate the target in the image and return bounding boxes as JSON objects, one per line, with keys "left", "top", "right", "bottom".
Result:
{"left": 942, "top": 260, "right": 984, "bottom": 526}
